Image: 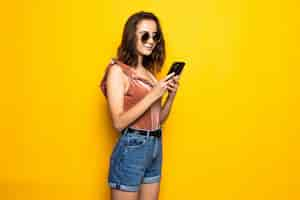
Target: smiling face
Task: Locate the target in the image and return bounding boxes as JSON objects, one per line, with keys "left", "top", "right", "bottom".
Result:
{"left": 117, "top": 11, "right": 166, "bottom": 72}
{"left": 135, "top": 19, "right": 159, "bottom": 56}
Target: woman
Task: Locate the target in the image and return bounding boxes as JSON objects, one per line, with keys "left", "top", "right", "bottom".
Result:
{"left": 100, "top": 11, "right": 180, "bottom": 200}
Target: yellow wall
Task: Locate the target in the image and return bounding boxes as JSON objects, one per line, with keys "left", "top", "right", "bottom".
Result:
{"left": 1, "top": 0, "right": 299, "bottom": 199}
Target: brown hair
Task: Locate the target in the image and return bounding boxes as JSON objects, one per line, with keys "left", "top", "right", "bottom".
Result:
{"left": 116, "top": 11, "right": 166, "bottom": 74}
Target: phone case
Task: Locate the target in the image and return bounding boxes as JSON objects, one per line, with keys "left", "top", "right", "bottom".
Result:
{"left": 167, "top": 62, "right": 185, "bottom": 76}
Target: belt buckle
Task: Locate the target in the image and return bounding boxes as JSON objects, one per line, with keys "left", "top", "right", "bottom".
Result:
{"left": 146, "top": 130, "right": 151, "bottom": 137}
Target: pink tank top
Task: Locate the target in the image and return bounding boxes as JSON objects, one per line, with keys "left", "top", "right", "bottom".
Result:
{"left": 100, "top": 58, "right": 162, "bottom": 131}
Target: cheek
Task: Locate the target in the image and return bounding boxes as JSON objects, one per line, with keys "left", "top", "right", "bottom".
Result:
{"left": 136, "top": 41, "right": 145, "bottom": 51}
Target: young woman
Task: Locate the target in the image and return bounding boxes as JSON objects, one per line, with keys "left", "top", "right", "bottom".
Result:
{"left": 100, "top": 11, "right": 180, "bottom": 200}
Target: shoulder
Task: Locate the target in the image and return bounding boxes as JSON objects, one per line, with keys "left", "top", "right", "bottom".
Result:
{"left": 108, "top": 63, "right": 123, "bottom": 74}
{"left": 106, "top": 58, "right": 125, "bottom": 76}
{"left": 106, "top": 64, "right": 125, "bottom": 85}
{"left": 106, "top": 58, "right": 131, "bottom": 82}
{"left": 107, "top": 59, "right": 132, "bottom": 79}
{"left": 100, "top": 59, "right": 128, "bottom": 97}
{"left": 106, "top": 63, "right": 129, "bottom": 87}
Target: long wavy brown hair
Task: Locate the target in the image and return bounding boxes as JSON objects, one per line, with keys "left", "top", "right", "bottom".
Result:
{"left": 116, "top": 11, "right": 166, "bottom": 75}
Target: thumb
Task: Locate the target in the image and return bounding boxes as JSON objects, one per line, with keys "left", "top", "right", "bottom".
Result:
{"left": 163, "top": 72, "right": 176, "bottom": 82}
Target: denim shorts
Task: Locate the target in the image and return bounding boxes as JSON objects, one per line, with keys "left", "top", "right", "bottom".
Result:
{"left": 108, "top": 127, "right": 163, "bottom": 192}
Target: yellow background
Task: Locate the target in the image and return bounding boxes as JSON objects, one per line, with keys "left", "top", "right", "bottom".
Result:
{"left": 1, "top": 0, "right": 299, "bottom": 199}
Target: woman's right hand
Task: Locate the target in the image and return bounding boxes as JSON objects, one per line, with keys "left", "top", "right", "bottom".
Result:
{"left": 150, "top": 72, "right": 176, "bottom": 99}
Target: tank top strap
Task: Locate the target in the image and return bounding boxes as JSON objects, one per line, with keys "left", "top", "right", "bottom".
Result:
{"left": 110, "top": 58, "right": 136, "bottom": 80}
{"left": 110, "top": 58, "right": 155, "bottom": 87}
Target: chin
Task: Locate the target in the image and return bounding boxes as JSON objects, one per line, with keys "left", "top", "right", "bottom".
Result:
{"left": 143, "top": 50, "right": 153, "bottom": 56}
{"left": 137, "top": 48, "right": 153, "bottom": 56}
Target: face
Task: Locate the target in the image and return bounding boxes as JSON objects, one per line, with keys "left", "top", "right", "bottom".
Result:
{"left": 135, "top": 19, "right": 159, "bottom": 56}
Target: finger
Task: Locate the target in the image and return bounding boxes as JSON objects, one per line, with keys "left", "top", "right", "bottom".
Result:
{"left": 167, "top": 81, "right": 175, "bottom": 86}
{"left": 163, "top": 72, "right": 176, "bottom": 81}
{"left": 168, "top": 86, "right": 174, "bottom": 92}
{"left": 167, "top": 84, "right": 175, "bottom": 89}
{"left": 167, "top": 77, "right": 176, "bottom": 84}
{"left": 169, "top": 83, "right": 178, "bottom": 89}
{"left": 165, "top": 78, "right": 177, "bottom": 87}
{"left": 171, "top": 75, "right": 179, "bottom": 81}
{"left": 167, "top": 86, "right": 176, "bottom": 92}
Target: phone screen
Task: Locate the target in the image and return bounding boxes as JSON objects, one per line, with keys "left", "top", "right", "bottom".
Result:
{"left": 167, "top": 62, "right": 185, "bottom": 76}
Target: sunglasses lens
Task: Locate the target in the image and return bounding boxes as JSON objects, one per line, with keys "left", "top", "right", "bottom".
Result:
{"left": 141, "top": 32, "right": 161, "bottom": 43}
{"left": 141, "top": 32, "right": 149, "bottom": 43}
{"left": 153, "top": 33, "right": 160, "bottom": 42}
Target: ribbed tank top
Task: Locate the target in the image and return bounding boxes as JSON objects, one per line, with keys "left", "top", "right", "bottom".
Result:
{"left": 100, "top": 58, "right": 162, "bottom": 131}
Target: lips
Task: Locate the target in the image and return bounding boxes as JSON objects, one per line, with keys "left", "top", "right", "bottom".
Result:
{"left": 144, "top": 45, "right": 153, "bottom": 50}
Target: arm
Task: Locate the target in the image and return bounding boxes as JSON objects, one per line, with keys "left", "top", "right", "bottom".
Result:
{"left": 159, "top": 75, "right": 180, "bottom": 125}
{"left": 159, "top": 94, "right": 176, "bottom": 125}
{"left": 106, "top": 64, "right": 159, "bottom": 132}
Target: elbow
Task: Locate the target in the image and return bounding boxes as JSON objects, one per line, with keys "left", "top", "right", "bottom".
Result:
{"left": 115, "top": 126, "right": 124, "bottom": 133}
{"left": 112, "top": 121, "right": 123, "bottom": 132}
{"left": 112, "top": 117, "right": 125, "bottom": 132}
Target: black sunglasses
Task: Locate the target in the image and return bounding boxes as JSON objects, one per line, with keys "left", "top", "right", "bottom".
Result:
{"left": 140, "top": 32, "right": 161, "bottom": 43}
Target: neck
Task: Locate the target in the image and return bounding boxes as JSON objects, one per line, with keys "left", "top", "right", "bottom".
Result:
{"left": 136, "top": 55, "right": 145, "bottom": 71}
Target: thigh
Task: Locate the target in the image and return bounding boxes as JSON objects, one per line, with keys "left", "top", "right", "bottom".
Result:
{"left": 111, "top": 188, "right": 139, "bottom": 200}
{"left": 139, "top": 182, "right": 161, "bottom": 200}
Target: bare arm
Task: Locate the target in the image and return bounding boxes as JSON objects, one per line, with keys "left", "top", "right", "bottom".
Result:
{"left": 106, "top": 64, "right": 174, "bottom": 132}
{"left": 160, "top": 94, "right": 176, "bottom": 125}
{"left": 160, "top": 75, "right": 180, "bottom": 124}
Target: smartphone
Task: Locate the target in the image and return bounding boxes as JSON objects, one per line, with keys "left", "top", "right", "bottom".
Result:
{"left": 167, "top": 62, "right": 185, "bottom": 77}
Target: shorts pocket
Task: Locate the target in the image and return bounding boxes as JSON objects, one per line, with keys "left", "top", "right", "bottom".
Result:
{"left": 125, "top": 133, "right": 147, "bottom": 149}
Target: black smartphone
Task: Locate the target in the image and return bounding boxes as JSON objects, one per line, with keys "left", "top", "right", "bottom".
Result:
{"left": 167, "top": 62, "right": 185, "bottom": 76}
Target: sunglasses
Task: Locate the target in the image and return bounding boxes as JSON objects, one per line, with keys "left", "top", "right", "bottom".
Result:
{"left": 140, "top": 31, "right": 161, "bottom": 43}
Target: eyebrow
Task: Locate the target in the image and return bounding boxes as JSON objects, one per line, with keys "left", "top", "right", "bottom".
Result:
{"left": 138, "top": 31, "right": 158, "bottom": 34}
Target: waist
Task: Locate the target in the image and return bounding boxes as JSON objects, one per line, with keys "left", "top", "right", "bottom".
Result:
{"left": 121, "top": 127, "right": 162, "bottom": 138}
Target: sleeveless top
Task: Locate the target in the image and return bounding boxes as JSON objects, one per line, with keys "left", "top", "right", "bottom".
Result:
{"left": 100, "top": 58, "right": 162, "bottom": 131}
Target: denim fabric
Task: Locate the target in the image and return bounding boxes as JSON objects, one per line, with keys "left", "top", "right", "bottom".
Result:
{"left": 108, "top": 127, "right": 163, "bottom": 192}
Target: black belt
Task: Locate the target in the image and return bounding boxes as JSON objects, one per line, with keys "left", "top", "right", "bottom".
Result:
{"left": 121, "top": 127, "right": 162, "bottom": 138}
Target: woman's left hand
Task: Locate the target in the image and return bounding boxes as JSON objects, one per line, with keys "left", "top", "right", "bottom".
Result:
{"left": 166, "top": 75, "right": 180, "bottom": 97}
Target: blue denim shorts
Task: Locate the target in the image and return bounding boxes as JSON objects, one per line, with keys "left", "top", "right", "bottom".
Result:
{"left": 108, "top": 127, "right": 163, "bottom": 192}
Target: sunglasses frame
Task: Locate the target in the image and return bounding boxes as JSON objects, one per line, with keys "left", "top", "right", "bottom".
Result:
{"left": 140, "top": 31, "right": 161, "bottom": 43}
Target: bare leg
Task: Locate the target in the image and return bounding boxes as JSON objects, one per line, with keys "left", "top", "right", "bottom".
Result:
{"left": 110, "top": 188, "right": 140, "bottom": 200}
{"left": 139, "top": 182, "right": 160, "bottom": 200}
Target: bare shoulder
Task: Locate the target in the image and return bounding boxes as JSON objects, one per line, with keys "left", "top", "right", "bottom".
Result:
{"left": 107, "top": 63, "right": 129, "bottom": 93}
{"left": 107, "top": 63, "right": 126, "bottom": 80}
{"left": 107, "top": 63, "right": 123, "bottom": 75}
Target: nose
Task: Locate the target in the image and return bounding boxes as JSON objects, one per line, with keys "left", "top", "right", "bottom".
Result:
{"left": 147, "top": 36, "right": 155, "bottom": 44}
{"left": 147, "top": 40, "right": 154, "bottom": 46}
